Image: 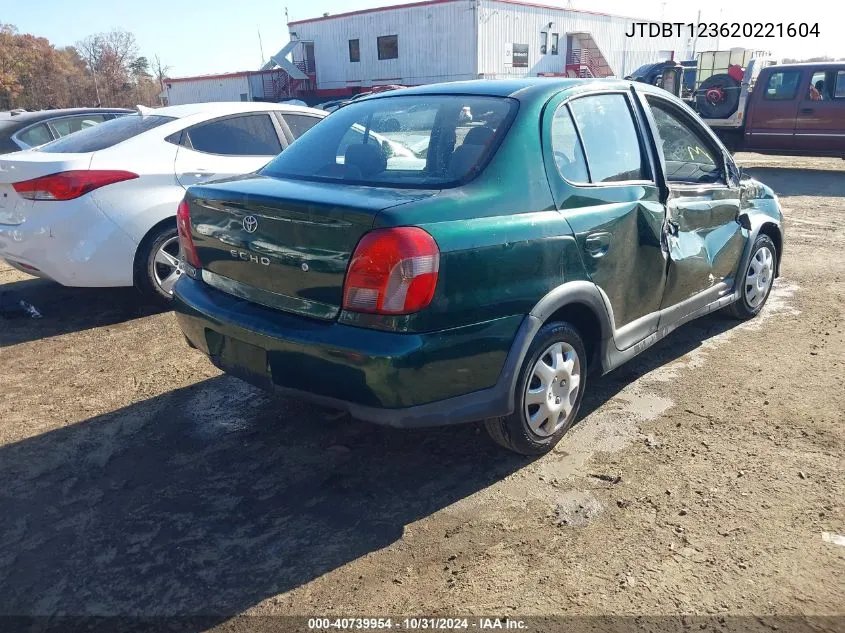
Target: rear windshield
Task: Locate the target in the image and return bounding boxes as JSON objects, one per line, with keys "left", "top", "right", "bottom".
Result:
{"left": 39, "top": 114, "right": 175, "bottom": 153}
{"left": 260, "top": 95, "right": 516, "bottom": 188}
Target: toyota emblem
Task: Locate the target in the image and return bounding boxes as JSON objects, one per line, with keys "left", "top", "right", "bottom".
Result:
{"left": 243, "top": 216, "right": 258, "bottom": 233}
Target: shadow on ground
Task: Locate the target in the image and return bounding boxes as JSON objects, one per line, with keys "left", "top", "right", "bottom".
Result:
{"left": 0, "top": 278, "right": 164, "bottom": 347}
{"left": 742, "top": 166, "right": 845, "bottom": 198}
{"left": 0, "top": 311, "right": 745, "bottom": 630}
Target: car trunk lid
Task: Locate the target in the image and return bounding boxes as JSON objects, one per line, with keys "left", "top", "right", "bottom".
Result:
{"left": 187, "top": 175, "right": 436, "bottom": 320}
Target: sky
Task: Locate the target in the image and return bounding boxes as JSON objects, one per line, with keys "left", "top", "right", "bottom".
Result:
{"left": 3, "top": 0, "right": 843, "bottom": 77}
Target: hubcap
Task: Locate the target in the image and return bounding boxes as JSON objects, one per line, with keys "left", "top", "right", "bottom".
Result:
{"left": 524, "top": 341, "right": 582, "bottom": 438}
{"left": 744, "top": 246, "right": 774, "bottom": 309}
{"left": 153, "top": 236, "right": 183, "bottom": 295}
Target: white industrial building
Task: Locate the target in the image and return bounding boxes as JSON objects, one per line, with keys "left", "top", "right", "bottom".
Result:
{"left": 165, "top": 0, "right": 716, "bottom": 105}
{"left": 279, "top": 0, "right": 714, "bottom": 98}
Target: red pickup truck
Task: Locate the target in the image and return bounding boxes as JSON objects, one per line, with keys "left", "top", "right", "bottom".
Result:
{"left": 716, "top": 62, "right": 845, "bottom": 157}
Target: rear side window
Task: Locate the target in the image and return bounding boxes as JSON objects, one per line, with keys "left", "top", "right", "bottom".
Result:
{"left": 50, "top": 114, "right": 107, "bottom": 138}
{"left": 187, "top": 114, "right": 281, "bottom": 156}
{"left": 836, "top": 71, "right": 845, "bottom": 98}
{"left": 282, "top": 113, "right": 322, "bottom": 139}
{"left": 261, "top": 95, "right": 516, "bottom": 188}
{"left": 763, "top": 70, "right": 801, "bottom": 100}
{"left": 40, "top": 115, "right": 175, "bottom": 153}
{"left": 16, "top": 123, "right": 53, "bottom": 148}
{"left": 568, "top": 94, "right": 647, "bottom": 183}
{"left": 550, "top": 105, "right": 589, "bottom": 183}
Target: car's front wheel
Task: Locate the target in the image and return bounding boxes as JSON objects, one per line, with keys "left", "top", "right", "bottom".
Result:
{"left": 134, "top": 223, "right": 182, "bottom": 305}
{"left": 726, "top": 234, "right": 777, "bottom": 320}
{"left": 485, "top": 322, "right": 587, "bottom": 455}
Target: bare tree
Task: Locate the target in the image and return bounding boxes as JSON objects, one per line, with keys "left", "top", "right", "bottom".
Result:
{"left": 152, "top": 54, "right": 171, "bottom": 105}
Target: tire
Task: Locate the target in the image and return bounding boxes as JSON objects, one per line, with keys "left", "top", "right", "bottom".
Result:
{"left": 725, "top": 234, "right": 777, "bottom": 320}
{"left": 484, "top": 322, "right": 587, "bottom": 456}
{"left": 134, "top": 223, "right": 182, "bottom": 306}
{"left": 695, "top": 73, "right": 741, "bottom": 119}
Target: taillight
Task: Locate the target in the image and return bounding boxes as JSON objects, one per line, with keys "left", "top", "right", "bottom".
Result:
{"left": 176, "top": 199, "right": 201, "bottom": 269}
{"left": 12, "top": 170, "right": 138, "bottom": 201}
{"left": 343, "top": 227, "right": 439, "bottom": 315}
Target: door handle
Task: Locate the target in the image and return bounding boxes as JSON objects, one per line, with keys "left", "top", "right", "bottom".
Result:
{"left": 585, "top": 232, "right": 611, "bottom": 258}
{"left": 799, "top": 107, "right": 814, "bottom": 114}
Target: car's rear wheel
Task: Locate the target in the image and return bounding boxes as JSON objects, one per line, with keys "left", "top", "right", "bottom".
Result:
{"left": 726, "top": 234, "right": 777, "bottom": 320}
{"left": 135, "top": 223, "right": 182, "bottom": 305}
{"left": 485, "top": 321, "right": 587, "bottom": 455}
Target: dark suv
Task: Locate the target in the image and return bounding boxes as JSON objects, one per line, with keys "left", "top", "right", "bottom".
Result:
{"left": 172, "top": 79, "right": 784, "bottom": 455}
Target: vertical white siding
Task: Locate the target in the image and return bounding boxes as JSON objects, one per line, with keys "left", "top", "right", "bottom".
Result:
{"left": 165, "top": 76, "right": 251, "bottom": 105}
{"left": 478, "top": 0, "right": 714, "bottom": 79}
{"left": 289, "top": 1, "right": 477, "bottom": 90}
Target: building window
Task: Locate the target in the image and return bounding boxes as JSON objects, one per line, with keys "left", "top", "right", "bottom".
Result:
{"left": 540, "top": 31, "right": 548, "bottom": 55}
{"left": 349, "top": 39, "right": 360, "bottom": 63}
{"left": 377, "top": 35, "right": 398, "bottom": 60}
{"left": 239, "top": 93, "right": 248, "bottom": 101}
{"left": 551, "top": 33, "right": 559, "bottom": 55}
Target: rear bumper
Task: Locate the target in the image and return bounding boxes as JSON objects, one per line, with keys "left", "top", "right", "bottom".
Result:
{"left": 0, "top": 199, "right": 137, "bottom": 287}
{"left": 173, "top": 276, "right": 529, "bottom": 428}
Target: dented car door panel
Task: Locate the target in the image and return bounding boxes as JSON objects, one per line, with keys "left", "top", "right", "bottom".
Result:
{"left": 661, "top": 184, "right": 746, "bottom": 309}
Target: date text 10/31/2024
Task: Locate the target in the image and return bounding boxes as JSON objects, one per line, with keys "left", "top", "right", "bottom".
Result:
{"left": 308, "top": 618, "right": 528, "bottom": 630}
{"left": 626, "top": 22, "right": 820, "bottom": 38}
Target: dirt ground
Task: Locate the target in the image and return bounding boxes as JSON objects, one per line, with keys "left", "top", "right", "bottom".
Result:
{"left": 0, "top": 154, "right": 843, "bottom": 632}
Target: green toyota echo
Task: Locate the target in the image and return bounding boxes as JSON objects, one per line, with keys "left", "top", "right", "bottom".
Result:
{"left": 172, "top": 78, "right": 784, "bottom": 455}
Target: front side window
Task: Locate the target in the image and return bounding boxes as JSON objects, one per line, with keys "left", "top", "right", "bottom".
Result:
{"left": 16, "top": 123, "right": 53, "bottom": 148}
{"left": 568, "top": 94, "right": 647, "bottom": 183}
{"left": 377, "top": 35, "right": 398, "bottom": 60}
{"left": 50, "top": 114, "right": 107, "bottom": 138}
{"left": 645, "top": 97, "right": 721, "bottom": 184}
{"left": 261, "top": 95, "right": 515, "bottom": 188}
{"left": 550, "top": 105, "right": 589, "bottom": 183}
{"left": 187, "top": 114, "right": 281, "bottom": 156}
{"left": 349, "top": 39, "right": 360, "bottom": 63}
{"left": 40, "top": 115, "right": 175, "bottom": 153}
{"left": 763, "top": 70, "right": 801, "bottom": 101}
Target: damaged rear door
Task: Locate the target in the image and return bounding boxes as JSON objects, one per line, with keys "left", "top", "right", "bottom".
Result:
{"left": 543, "top": 90, "right": 667, "bottom": 350}
{"left": 638, "top": 93, "right": 746, "bottom": 311}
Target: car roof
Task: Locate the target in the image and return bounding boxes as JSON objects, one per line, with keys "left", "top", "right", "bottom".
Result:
{"left": 152, "top": 101, "right": 325, "bottom": 119}
{"left": 0, "top": 107, "right": 133, "bottom": 126}
{"left": 366, "top": 78, "right": 634, "bottom": 104}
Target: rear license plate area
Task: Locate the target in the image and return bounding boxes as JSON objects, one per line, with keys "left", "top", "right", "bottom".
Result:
{"left": 207, "top": 330, "right": 270, "bottom": 382}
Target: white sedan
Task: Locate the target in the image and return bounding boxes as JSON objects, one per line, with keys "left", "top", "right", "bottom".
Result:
{"left": 0, "top": 102, "right": 325, "bottom": 303}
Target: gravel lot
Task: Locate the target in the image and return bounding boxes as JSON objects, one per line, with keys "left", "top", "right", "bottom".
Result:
{"left": 0, "top": 154, "right": 842, "bottom": 632}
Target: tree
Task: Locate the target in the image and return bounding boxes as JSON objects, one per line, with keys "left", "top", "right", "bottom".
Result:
{"left": 152, "top": 54, "right": 171, "bottom": 105}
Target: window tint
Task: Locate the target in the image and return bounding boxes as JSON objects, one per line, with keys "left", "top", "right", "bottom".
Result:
{"left": 50, "top": 114, "right": 107, "bottom": 138}
{"left": 349, "top": 39, "right": 360, "bottom": 62}
{"left": 261, "top": 95, "right": 515, "bottom": 188}
{"left": 646, "top": 98, "right": 721, "bottom": 184}
{"left": 40, "top": 115, "right": 174, "bottom": 153}
{"left": 568, "top": 94, "right": 647, "bottom": 183}
{"left": 377, "top": 35, "right": 398, "bottom": 60}
{"left": 16, "top": 123, "right": 52, "bottom": 148}
{"left": 550, "top": 105, "right": 589, "bottom": 183}
{"left": 764, "top": 70, "right": 801, "bottom": 100}
{"left": 283, "top": 113, "right": 322, "bottom": 139}
{"left": 835, "top": 71, "right": 845, "bottom": 98}
{"left": 187, "top": 114, "right": 281, "bottom": 156}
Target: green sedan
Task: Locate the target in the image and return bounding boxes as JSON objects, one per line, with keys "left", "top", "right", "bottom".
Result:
{"left": 172, "top": 78, "right": 784, "bottom": 455}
